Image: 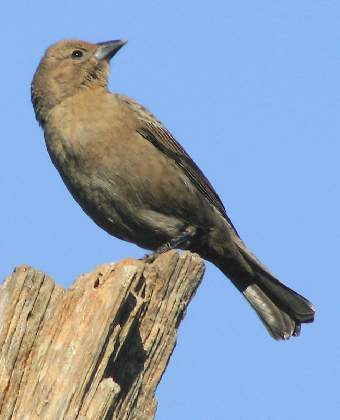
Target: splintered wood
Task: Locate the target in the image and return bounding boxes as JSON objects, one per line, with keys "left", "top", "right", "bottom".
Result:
{"left": 0, "top": 251, "right": 204, "bottom": 420}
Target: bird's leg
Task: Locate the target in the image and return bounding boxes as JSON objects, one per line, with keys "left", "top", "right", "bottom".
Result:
{"left": 143, "top": 226, "right": 196, "bottom": 263}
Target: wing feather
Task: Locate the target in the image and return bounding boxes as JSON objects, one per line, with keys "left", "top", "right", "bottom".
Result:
{"left": 117, "top": 94, "right": 239, "bottom": 236}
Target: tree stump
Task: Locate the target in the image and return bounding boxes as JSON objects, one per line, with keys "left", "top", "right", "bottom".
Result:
{"left": 0, "top": 250, "right": 205, "bottom": 419}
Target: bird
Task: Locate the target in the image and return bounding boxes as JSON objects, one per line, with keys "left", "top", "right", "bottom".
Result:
{"left": 31, "top": 38, "right": 314, "bottom": 340}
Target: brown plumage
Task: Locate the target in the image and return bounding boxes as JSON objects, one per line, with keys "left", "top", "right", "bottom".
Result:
{"left": 31, "top": 39, "right": 315, "bottom": 339}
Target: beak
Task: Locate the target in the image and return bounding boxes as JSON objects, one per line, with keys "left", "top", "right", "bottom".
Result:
{"left": 95, "top": 40, "right": 127, "bottom": 61}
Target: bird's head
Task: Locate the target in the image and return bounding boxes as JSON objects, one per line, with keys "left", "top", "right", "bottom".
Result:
{"left": 31, "top": 39, "right": 126, "bottom": 125}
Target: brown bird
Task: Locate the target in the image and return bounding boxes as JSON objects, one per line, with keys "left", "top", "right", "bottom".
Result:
{"left": 31, "top": 39, "right": 314, "bottom": 339}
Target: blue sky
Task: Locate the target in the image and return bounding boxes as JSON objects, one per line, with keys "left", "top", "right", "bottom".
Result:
{"left": 1, "top": 1, "right": 339, "bottom": 419}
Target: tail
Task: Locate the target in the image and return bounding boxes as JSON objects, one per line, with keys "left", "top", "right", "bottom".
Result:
{"left": 213, "top": 239, "right": 315, "bottom": 340}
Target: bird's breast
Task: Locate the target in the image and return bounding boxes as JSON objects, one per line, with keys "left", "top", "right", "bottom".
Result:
{"left": 41, "top": 92, "right": 224, "bottom": 249}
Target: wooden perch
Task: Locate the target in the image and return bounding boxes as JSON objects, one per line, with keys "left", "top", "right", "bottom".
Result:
{"left": 0, "top": 251, "right": 205, "bottom": 420}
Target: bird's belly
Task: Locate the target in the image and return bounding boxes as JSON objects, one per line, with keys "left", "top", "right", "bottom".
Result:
{"left": 65, "top": 170, "right": 191, "bottom": 250}
{"left": 44, "top": 131, "right": 206, "bottom": 249}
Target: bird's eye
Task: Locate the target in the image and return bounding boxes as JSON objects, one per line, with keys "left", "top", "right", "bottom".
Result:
{"left": 71, "top": 50, "right": 84, "bottom": 59}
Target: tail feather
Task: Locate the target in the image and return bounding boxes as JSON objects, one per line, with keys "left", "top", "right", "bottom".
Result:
{"left": 254, "top": 269, "right": 314, "bottom": 324}
{"left": 214, "top": 238, "right": 315, "bottom": 340}
{"left": 242, "top": 283, "right": 297, "bottom": 339}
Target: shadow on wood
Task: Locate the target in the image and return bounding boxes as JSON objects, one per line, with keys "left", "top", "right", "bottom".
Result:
{"left": 0, "top": 250, "right": 204, "bottom": 420}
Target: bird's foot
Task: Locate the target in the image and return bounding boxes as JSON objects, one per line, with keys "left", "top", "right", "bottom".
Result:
{"left": 143, "top": 242, "right": 174, "bottom": 263}
{"left": 142, "top": 226, "right": 196, "bottom": 263}
{"left": 142, "top": 252, "right": 159, "bottom": 264}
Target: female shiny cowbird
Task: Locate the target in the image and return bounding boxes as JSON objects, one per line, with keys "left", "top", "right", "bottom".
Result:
{"left": 31, "top": 39, "right": 314, "bottom": 339}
